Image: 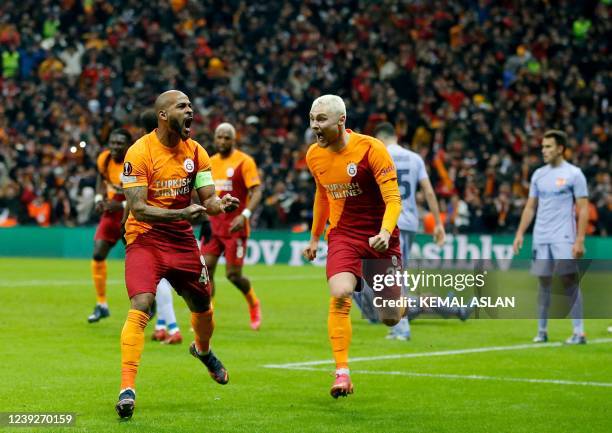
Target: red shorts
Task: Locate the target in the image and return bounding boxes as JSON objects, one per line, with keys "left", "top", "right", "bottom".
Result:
{"left": 326, "top": 230, "right": 402, "bottom": 280}
{"left": 125, "top": 234, "right": 211, "bottom": 302}
{"left": 200, "top": 235, "right": 247, "bottom": 267}
{"left": 94, "top": 210, "right": 123, "bottom": 244}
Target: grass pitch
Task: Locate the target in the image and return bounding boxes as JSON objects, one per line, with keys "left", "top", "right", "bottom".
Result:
{"left": 0, "top": 258, "right": 610, "bottom": 433}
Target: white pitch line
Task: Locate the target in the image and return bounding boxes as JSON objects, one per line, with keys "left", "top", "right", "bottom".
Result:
{"left": 276, "top": 366, "right": 612, "bottom": 388}
{"left": 264, "top": 338, "right": 612, "bottom": 369}
{"left": 0, "top": 279, "right": 125, "bottom": 287}
{"left": 0, "top": 274, "right": 321, "bottom": 287}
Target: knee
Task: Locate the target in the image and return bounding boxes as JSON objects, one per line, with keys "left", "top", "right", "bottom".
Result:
{"left": 130, "top": 293, "right": 155, "bottom": 315}
{"left": 226, "top": 271, "right": 242, "bottom": 286}
{"left": 378, "top": 305, "right": 403, "bottom": 327}
{"left": 92, "top": 254, "right": 105, "bottom": 262}
{"left": 382, "top": 316, "right": 401, "bottom": 327}
{"left": 330, "top": 285, "right": 353, "bottom": 298}
{"left": 328, "top": 273, "right": 357, "bottom": 298}
{"left": 186, "top": 293, "right": 211, "bottom": 313}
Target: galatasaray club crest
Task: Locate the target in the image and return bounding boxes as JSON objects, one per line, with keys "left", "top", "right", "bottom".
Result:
{"left": 226, "top": 167, "right": 235, "bottom": 177}
{"left": 184, "top": 158, "right": 195, "bottom": 173}
{"left": 556, "top": 177, "right": 567, "bottom": 187}
{"left": 347, "top": 162, "right": 357, "bottom": 177}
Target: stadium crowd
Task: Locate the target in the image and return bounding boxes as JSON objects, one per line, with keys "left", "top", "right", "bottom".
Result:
{"left": 0, "top": 0, "right": 610, "bottom": 235}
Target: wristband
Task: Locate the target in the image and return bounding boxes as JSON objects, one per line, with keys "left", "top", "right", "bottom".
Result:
{"left": 241, "top": 208, "right": 252, "bottom": 219}
{"left": 94, "top": 194, "right": 103, "bottom": 204}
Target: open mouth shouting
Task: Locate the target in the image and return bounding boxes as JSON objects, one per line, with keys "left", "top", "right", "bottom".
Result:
{"left": 183, "top": 117, "right": 193, "bottom": 137}
{"left": 315, "top": 131, "right": 327, "bottom": 145}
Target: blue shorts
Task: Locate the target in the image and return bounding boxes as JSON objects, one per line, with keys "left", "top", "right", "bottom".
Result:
{"left": 530, "top": 243, "right": 578, "bottom": 277}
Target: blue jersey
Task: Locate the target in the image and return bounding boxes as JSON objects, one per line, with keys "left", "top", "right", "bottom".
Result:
{"left": 529, "top": 161, "right": 588, "bottom": 244}
{"left": 387, "top": 144, "right": 428, "bottom": 232}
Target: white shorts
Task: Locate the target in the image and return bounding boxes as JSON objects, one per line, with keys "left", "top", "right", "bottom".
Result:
{"left": 531, "top": 243, "right": 578, "bottom": 277}
{"left": 399, "top": 230, "right": 416, "bottom": 267}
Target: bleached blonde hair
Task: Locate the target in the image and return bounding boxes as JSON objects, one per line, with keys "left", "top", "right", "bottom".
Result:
{"left": 311, "top": 94, "right": 346, "bottom": 119}
{"left": 215, "top": 122, "right": 236, "bottom": 138}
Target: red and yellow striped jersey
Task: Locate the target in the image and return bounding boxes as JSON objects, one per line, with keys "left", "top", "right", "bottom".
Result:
{"left": 96, "top": 150, "right": 125, "bottom": 201}
{"left": 209, "top": 149, "right": 260, "bottom": 237}
{"left": 121, "top": 131, "right": 211, "bottom": 245}
{"left": 306, "top": 130, "right": 400, "bottom": 239}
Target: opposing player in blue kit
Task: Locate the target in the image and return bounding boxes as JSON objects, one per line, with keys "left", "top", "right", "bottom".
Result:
{"left": 513, "top": 130, "right": 589, "bottom": 344}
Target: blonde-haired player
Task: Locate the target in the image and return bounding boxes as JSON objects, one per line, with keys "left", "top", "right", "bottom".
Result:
{"left": 303, "top": 94, "right": 403, "bottom": 398}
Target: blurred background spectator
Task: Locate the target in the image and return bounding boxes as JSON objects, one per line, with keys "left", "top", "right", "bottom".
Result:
{"left": 0, "top": 0, "right": 609, "bottom": 234}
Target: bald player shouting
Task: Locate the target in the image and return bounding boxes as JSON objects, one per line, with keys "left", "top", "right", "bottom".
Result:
{"left": 116, "top": 90, "right": 239, "bottom": 419}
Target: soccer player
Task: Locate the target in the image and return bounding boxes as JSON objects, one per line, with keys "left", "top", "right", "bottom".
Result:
{"left": 201, "top": 122, "right": 263, "bottom": 329}
{"left": 88, "top": 128, "right": 132, "bottom": 323}
{"left": 353, "top": 122, "right": 447, "bottom": 340}
{"left": 151, "top": 277, "right": 183, "bottom": 344}
{"left": 138, "top": 108, "right": 183, "bottom": 344}
{"left": 513, "top": 130, "right": 589, "bottom": 345}
{"left": 116, "top": 90, "right": 239, "bottom": 419}
{"left": 303, "top": 95, "right": 403, "bottom": 398}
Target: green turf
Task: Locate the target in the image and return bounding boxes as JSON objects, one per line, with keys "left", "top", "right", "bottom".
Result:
{"left": 0, "top": 258, "right": 610, "bottom": 433}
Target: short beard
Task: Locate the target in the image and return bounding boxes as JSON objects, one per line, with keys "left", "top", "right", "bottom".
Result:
{"left": 169, "top": 117, "right": 184, "bottom": 138}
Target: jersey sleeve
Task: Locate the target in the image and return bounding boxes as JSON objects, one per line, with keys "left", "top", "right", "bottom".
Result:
{"left": 572, "top": 169, "right": 588, "bottom": 198}
{"left": 528, "top": 172, "right": 539, "bottom": 198}
{"left": 96, "top": 151, "right": 108, "bottom": 176}
{"left": 195, "top": 143, "right": 211, "bottom": 172}
{"left": 121, "top": 145, "right": 149, "bottom": 188}
{"left": 370, "top": 141, "right": 401, "bottom": 233}
{"left": 416, "top": 154, "right": 429, "bottom": 181}
{"left": 241, "top": 156, "right": 261, "bottom": 189}
{"left": 310, "top": 174, "right": 330, "bottom": 238}
{"left": 306, "top": 147, "right": 330, "bottom": 238}
{"left": 369, "top": 141, "right": 398, "bottom": 184}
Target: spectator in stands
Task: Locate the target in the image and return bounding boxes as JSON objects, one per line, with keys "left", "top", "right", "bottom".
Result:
{"left": 0, "top": 0, "right": 607, "bottom": 236}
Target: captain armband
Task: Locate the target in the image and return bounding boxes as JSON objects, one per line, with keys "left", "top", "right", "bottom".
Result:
{"left": 194, "top": 171, "right": 214, "bottom": 189}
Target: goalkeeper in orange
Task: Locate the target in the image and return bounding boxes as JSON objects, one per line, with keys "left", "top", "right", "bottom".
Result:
{"left": 303, "top": 95, "right": 403, "bottom": 398}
